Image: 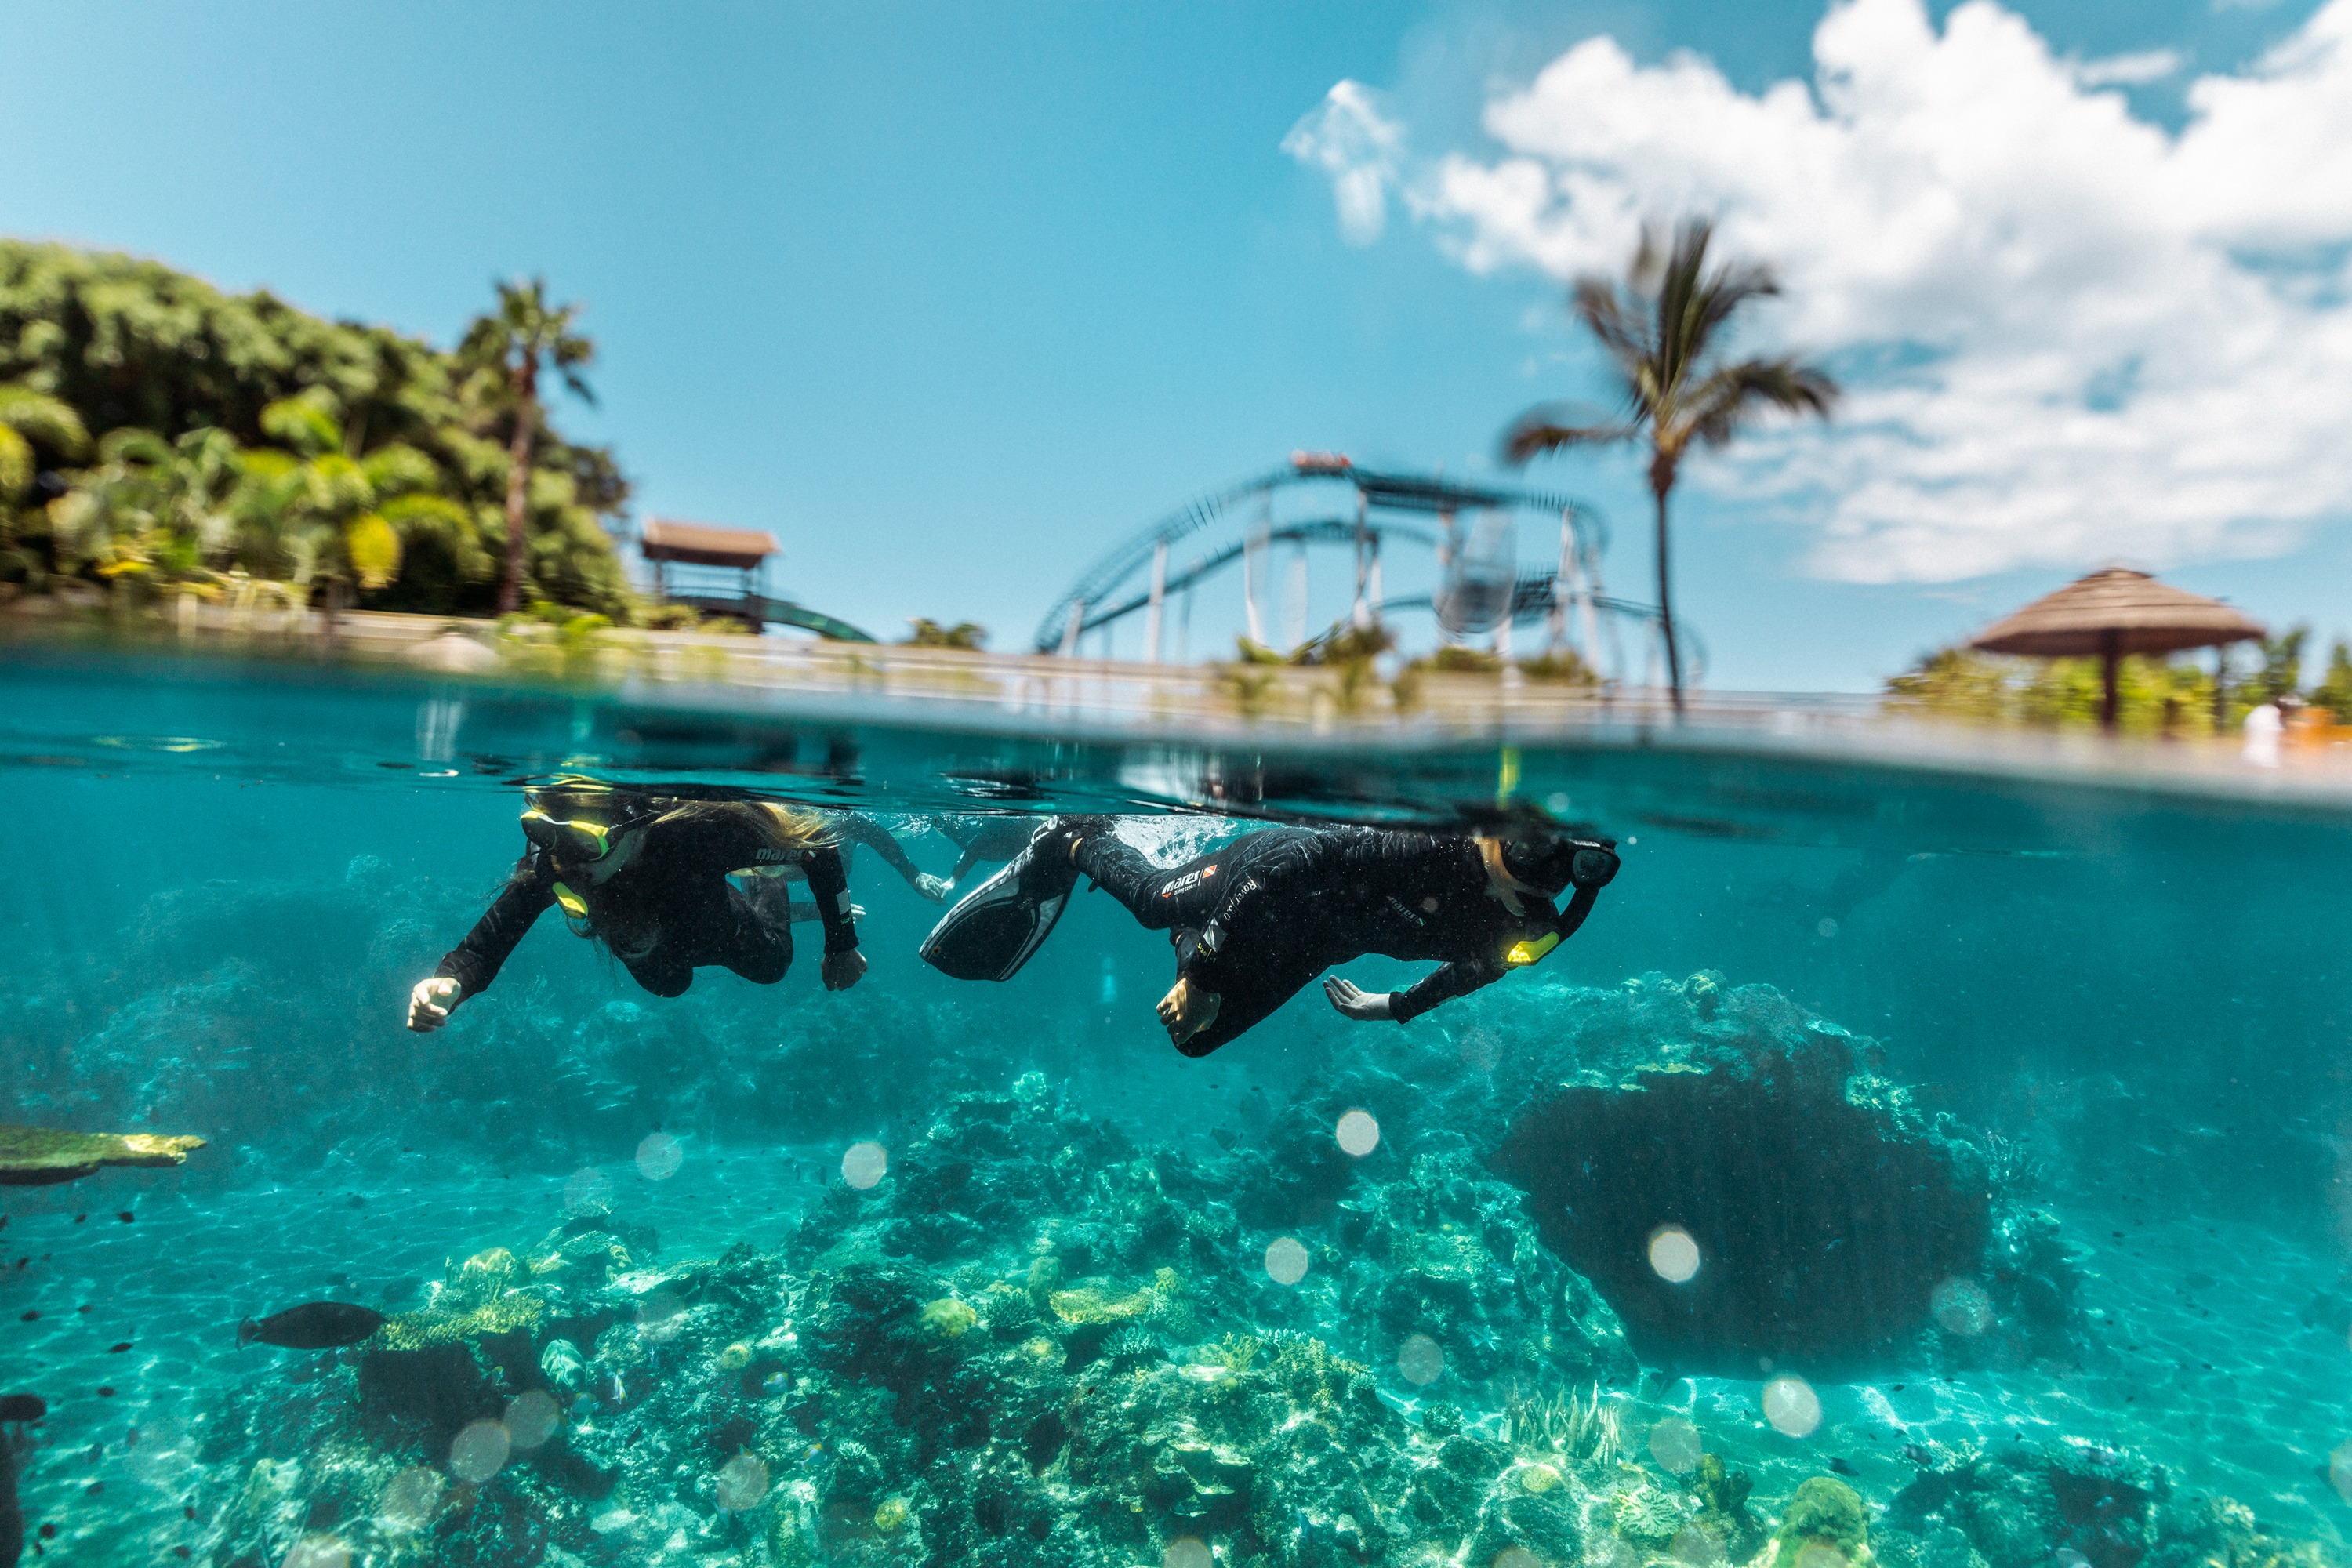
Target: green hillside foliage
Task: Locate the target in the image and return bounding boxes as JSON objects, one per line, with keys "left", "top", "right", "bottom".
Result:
{"left": 0, "top": 241, "right": 633, "bottom": 617}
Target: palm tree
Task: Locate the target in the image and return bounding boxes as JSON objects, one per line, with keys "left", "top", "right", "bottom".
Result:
{"left": 1504, "top": 218, "right": 1838, "bottom": 713}
{"left": 0, "top": 382, "right": 89, "bottom": 501}
{"left": 459, "top": 278, "right": 596, "bottom": 613}
{"left": 240, "top": 390, "right": 462, "bottom": 598}
{"left": 0, "top": 381, "right": 90, "bottom": 583}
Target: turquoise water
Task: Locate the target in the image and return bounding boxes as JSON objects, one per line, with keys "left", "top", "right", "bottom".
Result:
{"left": 5, "top": 650, "right": 2352, "bottom": 1568}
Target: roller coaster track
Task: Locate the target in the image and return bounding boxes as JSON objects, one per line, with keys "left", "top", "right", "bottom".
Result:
{"left": 1032, "top": 459, "right": 1605, "bottom": 656}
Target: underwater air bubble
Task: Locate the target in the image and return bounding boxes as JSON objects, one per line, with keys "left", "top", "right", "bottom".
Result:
{"left": 1648, "top": 1225, "right": 1701, "bottom": 1283}
{"left": 448, "top": 1417, "right": 510, "bottom": 1483}
{"left": 1457, "top": 1026, "right": 1501, "bottom": 1073}
{"left": 1817, "top": 917, "right": 1838, "bottom": 938}
{"left": 281, "top": 1535, "right": 350, "bottom": 1568}
{"left": 1931, "top": 1276, "right": 1993, "bottom": 1336}
{"left": 1164, "top": 1537, "right": 1213, "bottom": 1568}
{"left": 1336, "top": 1109, "right": 1381, "bottom": 1157}
{"left": 637, "top": 1289, "right": 686, "bottom": 1340}
{"left": 635, "top": 1131, "right": 683, "bottom": 1181}
{"left": 379, "top": 1466, "right": 445, "bottom": 1532}
{"left": 1762, "top": 1374, "right": 1822, "bottom": 1438}
{"left": 1671, "top": 1523, "right": 1728, "bottom": 1566}
{"left": 842, "top": 1140, "right": 889, "bottom": 1189}
{"left": 503, "top": 1390, "right": 561, "bottom": 1450}
{"left": 716, "top": 1452, "right": 770, "bottom": 1511}
{"left": 2331, "top": 1441, "right": 2352, "bottom": 1503}
{"left": 1648, "top": 1414, "right": 1704, "bottom": 1472}
{"left": 564, "top": 1166, "right": 615, "bottom": 1217}
{"left": 1586, "top": 1536, "right": 1640, "bottom": 1568}
{"left": 1396, "top": 1333, "right": 1446, "bottom": 1385}
{"left": 1264, "top": 1236, "right": 1310, "bottom": 1286}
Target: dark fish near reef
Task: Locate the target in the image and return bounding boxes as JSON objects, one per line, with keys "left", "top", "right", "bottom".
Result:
{"left": 0, "top": 1398, "right": 41, "bottom": 1425}
{"left": 2297, "top": 1283, "right": 2352, "bottom": 1337}
{"left": 1902, "top": 1443, "right": 1933, "bottom": 1466}
{"left": 1828, "top": 1457, "right": 1859, "bottom": 1476}
{"left": 2, "top": 1419, "right": 25, "bottom": 1568}
{"left": 237, "top": 1302, "right": 384, "bottom": 1350}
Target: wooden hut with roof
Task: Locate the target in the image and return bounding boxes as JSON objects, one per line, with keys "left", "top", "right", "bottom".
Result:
{"left": 1968, "top": 567, "right": 2263, "bottom": 731}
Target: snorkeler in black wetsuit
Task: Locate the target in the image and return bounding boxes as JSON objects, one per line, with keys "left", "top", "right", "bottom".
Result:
{"left": 405, "top": 782, "right": 866, "bottom": 1031}
{"left": 924, "top": 818, "right": 1617, "bottom": 1056}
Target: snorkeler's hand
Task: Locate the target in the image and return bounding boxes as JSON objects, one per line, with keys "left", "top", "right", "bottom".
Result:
{"left": 914, "top": 873, "right": 951, "bottom": 902}
{"left": 407, "top": 977, "right": 461, "bottom": 1032}
{"left": 821, "top": 949, "right": 868, "bottom": 992}
{"left": 1323, "top": 977, "right": 1393, "bottom": 1022}
{"left": 1156, "top": 978, "right": 1221, "bottom": 1046}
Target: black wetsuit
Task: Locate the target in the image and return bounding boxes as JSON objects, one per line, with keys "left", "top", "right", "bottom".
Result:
{"left": 1073, "top": 826, "right": 1599, "bottom": 1056}
{"left": 436, "top": 812, "right": 857, "bottom": 1001}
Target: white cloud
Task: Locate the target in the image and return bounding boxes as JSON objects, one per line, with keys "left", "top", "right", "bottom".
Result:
{"left": 1292, "top": 0, "right": 2352, "bottom": 584}
{"left": 1282, "top": 81, "right": 1404, "bottom": 245}
{"left": 2071, "top": 48, "right": 2186, "bottom": 85}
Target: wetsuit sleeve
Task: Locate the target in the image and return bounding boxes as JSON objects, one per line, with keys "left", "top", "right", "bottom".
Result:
{"left": 434, "top": 850, "right": 557, "bottom": 1000}
{"left": 838, "top": 813, "right": 930, "bottom": 888}
{"left": 800, "top": 845, "right": 859, "bottom": 953}
{"left": 1388, "top": 955, "right": 1508, "bottom": 1023}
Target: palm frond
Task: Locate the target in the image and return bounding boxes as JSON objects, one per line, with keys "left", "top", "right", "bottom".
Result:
{"left": 0, "top": 425, "right": 33, "bottom": 500}
{"left": 1501, "top": 406, "right": 1637, "bottom": 466}
{"left": 1686, "top": 357, "right": 1841, "bottom": 447}
{"left": 0, "top": 383, "right": 91, "bottom": 459}
{"left": 260, "top": 393, "right": 344, "bottom": 456}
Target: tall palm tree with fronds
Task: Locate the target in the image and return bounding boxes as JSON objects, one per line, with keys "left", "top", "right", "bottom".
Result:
{"left": 459, "top": 278, "right": 596, "bottom": 613}
{"left": 1504, "top": 218, "right": 1838, "bottom": 713}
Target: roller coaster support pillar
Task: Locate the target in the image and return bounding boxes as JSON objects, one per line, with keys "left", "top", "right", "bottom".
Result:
{"left": 1143, "top": 540, "right": 1168, "bottom": 663}
{"left": 1350, "top": 492, "right": 1370, "bottom": 630}
{"left": 1059, "top": 598, "right": 1086, "bottom": 658}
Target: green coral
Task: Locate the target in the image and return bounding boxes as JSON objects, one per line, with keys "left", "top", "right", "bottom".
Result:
{"left": 1776, "top": 1476, "right": 1873, "bottom": 1568}
{"left": 1049, "top": 1281, "right": 1158, "bottom": 1325}
{"left": 376, "top": 1294, "right": 546, "bottom": 1351}
{"left": 920, "top": 1298, "right": 979, "bottom": 1339}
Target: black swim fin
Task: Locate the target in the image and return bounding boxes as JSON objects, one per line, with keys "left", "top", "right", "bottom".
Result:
{"left": 918, "top": 819, "right": 1080, "bottom": 982}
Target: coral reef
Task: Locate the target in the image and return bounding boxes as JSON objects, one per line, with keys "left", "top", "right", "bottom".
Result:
{"left": 0, "top": 1124, "right": 205, "bottom": 1186}
{"left": 1483, "top": 974, "right": 2075, "bottom": 1378}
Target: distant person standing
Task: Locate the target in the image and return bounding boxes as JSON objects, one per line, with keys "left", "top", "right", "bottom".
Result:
{"left": 2243, "top": 696, "right": 2286, "bottom": 768}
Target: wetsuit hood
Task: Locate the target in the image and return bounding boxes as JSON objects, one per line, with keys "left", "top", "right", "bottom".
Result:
{"left": 1499, "top": 833, "right": 1620, "bottom": 898}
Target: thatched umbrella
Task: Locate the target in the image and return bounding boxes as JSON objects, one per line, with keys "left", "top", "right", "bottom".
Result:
{"left": 1968, "top": 567, "right": 2265, "bottom": 732}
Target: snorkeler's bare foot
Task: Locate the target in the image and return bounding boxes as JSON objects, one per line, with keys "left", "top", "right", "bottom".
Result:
{"left": 407, "top": 977, "right": 460, "bottom": 1032}
{"left": 821, "top": 949, "right": 868, "bottom": 992}
{"left": 1323, "top": 976, "right": 1393, "bottom": 1022}
{"left": 1156, "top": 978, "right": 1220, "bottom": 1046}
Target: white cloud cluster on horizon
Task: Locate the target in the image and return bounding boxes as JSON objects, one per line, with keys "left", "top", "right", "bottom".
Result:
{"left": 1284, "top": 0, "right": 2352, "bottom": 584}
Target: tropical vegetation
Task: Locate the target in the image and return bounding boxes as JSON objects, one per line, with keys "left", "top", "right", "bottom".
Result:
{"left": 0, "top": 241, "right": 633, "bottom": 618}
{"left": 902, "top": 618, "right": 988, "bottom": 650}
{"left": 1504, "top": 217, "right": 1838, "bottom": 712}
{"left": 1882, "top": 628, "right": 2343, "bottom": 735}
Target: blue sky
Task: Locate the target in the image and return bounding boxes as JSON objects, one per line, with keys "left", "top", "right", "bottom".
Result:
{"left": 4, "top": 0, "right": 2344, "bottom": 691}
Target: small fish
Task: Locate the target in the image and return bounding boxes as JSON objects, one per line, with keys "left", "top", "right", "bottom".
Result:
{"left": 2183, "top": 1272, "right": 2217, "bottom": 1291}
{"left": 106, "top": 1344, "right": 131, "bottom": 1356}
{"left": 237, "top": 1302, "right": 385, "bottom": 1350}
{"left": 0, "top": 1397, "right": 43, "bottom": 1425}
{"left": 1901, "top": 1443, "right": 1932, "bottom": 1466}
{"left": 1828, "top": 1457, "right": 1859, "bottom": 1476}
